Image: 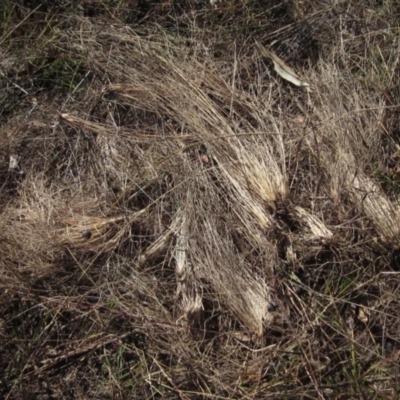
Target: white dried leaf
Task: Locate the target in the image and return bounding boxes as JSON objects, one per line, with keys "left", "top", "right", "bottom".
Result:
{"left": 175, "top": 212, "right": 188, "bottom": 276}
{"left": 256, "top": 42, "right": 310, "bottom": 88}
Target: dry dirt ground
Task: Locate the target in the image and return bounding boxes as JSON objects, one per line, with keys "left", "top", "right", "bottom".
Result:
{"left": 1, "top": 0, "right": 400, "bottom": 399}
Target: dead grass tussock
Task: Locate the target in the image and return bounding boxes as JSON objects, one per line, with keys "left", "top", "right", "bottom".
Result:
{"left": 1, "top": 1, "right": 400, "bottom": 398}
{"left": 0, "top": 177, "right": 64, "bottom": 284}
{"left": 293, "top": 206, "right": 333, "bottom": 242}
{"left": 304, "top": 54, "right": 400, "bottom": 247}
{"left": 82, "top": 26, "right": 285, "bottom": 331}
{"left": 350, "top": 173, "right": 400, "bottom": 247}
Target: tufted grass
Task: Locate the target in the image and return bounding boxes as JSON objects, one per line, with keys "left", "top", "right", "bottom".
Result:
{"left": 1, "top": 1, "right": 400, "bottom": 398}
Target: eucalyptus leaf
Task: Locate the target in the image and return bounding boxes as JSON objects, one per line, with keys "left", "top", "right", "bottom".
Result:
{"left": 256, "top": 42, "right": 310, "bottom": 89}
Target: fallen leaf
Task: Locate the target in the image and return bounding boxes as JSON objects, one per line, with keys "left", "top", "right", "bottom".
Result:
{"left": 256, "top": 42, "right": 310, "bottom": 89}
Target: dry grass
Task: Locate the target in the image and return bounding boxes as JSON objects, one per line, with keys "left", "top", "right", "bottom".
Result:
{"left": 1, "top": 0, "right": 400, "bottom": 398}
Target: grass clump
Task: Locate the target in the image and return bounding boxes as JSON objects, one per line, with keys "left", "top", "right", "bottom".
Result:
{"left": 1, "top": 0, "right": 400, "bottom": 398}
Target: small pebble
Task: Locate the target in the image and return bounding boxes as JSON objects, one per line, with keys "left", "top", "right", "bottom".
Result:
{"left": 81, "top": 229, "right": 92, "bottom": 239}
